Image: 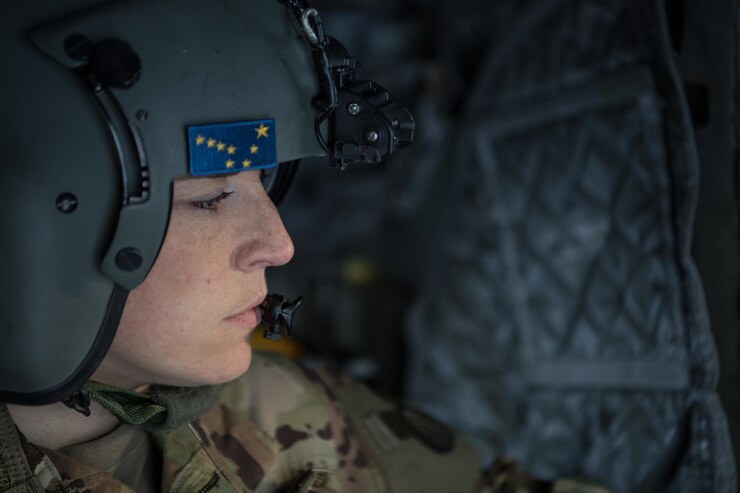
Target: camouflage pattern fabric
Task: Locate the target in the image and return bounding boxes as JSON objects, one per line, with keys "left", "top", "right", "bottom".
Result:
{"left": 2, "top": 352, "right": 617, "bottom": 492}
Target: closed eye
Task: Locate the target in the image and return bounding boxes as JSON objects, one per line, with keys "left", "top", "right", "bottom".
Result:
{"left": 191, "top": 191, "right": 234, "bottom": 212}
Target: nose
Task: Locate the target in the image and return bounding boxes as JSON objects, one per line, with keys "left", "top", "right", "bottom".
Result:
{"left": 232, "top": 190, "right": 294, "bottom": 272}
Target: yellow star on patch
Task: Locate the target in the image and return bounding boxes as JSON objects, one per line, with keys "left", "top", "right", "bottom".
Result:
{"left": 227, "top": 145, "right": 237, "bottom": 155}
{"left": 242, "top": 159, "right": 252, "bottom": 167}
{"left": 250, "top": 144, "right": 259, "bottom": 154}
{"left": 255, "top": 123, "right": 269, "bottom": 139}
{"left": 225, "top": 159, "right": 235, "bottom": 168}
{"left": 217, "top": 142, "right": 226, "bottom": 152}
{"left": 195, "top": 135, "right": 205, "bottom": 145}
{"left": 207, "top": 138, "right": 216, "bottom": 148}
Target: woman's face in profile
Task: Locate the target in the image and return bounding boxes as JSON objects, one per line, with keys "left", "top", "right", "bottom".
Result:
{"left": 92, "top": 170, "right": 294, "bottom": 389}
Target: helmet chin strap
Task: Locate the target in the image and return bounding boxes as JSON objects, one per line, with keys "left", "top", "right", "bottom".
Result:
{"left": 0, "top": 405, "right": 44, "bottom": 490}
{"left": 63, "top": 382, "right": 222, "bottom": 427}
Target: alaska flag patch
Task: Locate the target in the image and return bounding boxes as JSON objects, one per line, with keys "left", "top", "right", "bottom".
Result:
{"left": 187, "top": 119, "right": 277, "bottom": 176}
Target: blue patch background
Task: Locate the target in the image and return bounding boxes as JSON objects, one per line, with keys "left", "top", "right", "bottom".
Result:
{"left": 187, "top": 119, "right": 277, "bottom": 176}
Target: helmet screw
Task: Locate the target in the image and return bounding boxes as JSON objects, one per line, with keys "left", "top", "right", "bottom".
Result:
{"left": 64, "top": 34, "right": 93, "bottom": 61}
{"left": 136, "top": 109, "right": 148, "bottom": 121}
{"left": 365, "top": 129, "right": 380, "bottom": 143}
{"left": 56, "top": 193, "right": 78, "bottom": 213}
{"left": 115, "top": 247, "right": 143, "bottom": 272}
{"left": 90, "top": 38, "right": 141, "bottom": 89}
{"left": 348, "top": 103, "right": 361, "bottom": 115}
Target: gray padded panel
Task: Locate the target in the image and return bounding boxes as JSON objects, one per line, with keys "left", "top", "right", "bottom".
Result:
{"left": 405, "top": 1, "right": 736, "bottom": 491}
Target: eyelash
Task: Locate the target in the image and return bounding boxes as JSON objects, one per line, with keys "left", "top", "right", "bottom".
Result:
{"left": 191, "top": 191, "right": 234, "bottom": 212}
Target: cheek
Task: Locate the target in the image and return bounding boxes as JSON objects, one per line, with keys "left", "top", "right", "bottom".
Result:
{"left": 117, "top": 220, "right": 230, "bottom": 338}
{"left": 101, "top": 195, "right": 272, "bottom": 386}
{"left": 151, "top": 217, "right": 234, "bottom": 296}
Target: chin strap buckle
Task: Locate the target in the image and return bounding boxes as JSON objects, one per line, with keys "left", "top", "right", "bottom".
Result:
{"left": 62, "top": 388, "right": 91, "bottom": 417}
{"left": 259, "top": 294, "right": 303, "bottom": 342}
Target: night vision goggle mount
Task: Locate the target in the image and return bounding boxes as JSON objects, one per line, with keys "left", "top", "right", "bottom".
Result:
{"left": 281, "top": 0, "right": 415, "bottom": 170}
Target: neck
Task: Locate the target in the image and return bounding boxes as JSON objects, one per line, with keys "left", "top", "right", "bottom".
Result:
{"left": 7, "top": 400, "right": 121, "bottom": 451}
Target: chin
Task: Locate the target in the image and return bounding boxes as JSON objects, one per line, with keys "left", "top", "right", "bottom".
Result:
{"left": 193, "top": 344, "right": 254, "bottom": 386}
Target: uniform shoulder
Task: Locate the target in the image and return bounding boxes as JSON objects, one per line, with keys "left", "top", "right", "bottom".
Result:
{"left": 218, "top": 351, "right": 326, "bottom": 420}
{"left": 220, "top": 352, "right": 485, "bottom": 493}
{"left": 216, "top": 351, "right": 388, "bottom": 491}
{"left": 218, "top": 350, "right": 397, "bottom": 430}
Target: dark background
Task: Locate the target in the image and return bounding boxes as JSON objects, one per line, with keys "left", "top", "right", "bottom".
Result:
{"left": 268, "top": 0, "right": 494, "bottom": 396}
{"left": 267, "top": 1, "right": 739, "bottom": 492}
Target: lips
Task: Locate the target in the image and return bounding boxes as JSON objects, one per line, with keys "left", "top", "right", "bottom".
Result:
{"left": 225, "top": 307, "right": 261, "bottom": 329}
{"left": 224, "top": 295, "right": 265, "bottom": 329}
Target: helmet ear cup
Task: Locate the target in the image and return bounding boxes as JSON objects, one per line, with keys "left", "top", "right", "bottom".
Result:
{"left": 263, "top": 160, "right": 300, "bottom": 207}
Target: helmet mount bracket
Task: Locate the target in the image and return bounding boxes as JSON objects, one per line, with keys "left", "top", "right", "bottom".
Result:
{"left": 281, "top": 0, "right": 415, "bottom": 170}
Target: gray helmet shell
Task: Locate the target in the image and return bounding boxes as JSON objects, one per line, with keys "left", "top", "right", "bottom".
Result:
{"left": 0, "top": 0, "right": 323, "bottom": 403}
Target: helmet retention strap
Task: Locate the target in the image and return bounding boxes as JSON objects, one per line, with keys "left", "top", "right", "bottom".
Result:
{"left": 0, "top": 404, "right": 44, "bottom": 492}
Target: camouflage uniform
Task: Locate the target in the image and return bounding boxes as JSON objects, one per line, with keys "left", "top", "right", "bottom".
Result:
{"left": 0, "top": 352, "right": 615, "bottom": 493}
